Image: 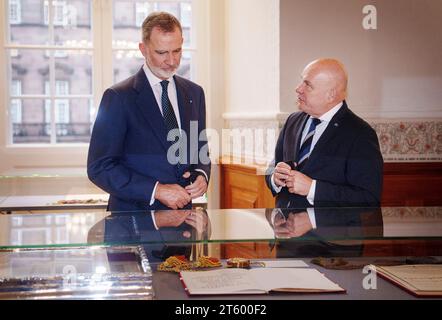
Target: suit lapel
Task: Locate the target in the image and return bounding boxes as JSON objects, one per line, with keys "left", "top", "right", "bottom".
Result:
{"left": 133, "top": 68, "right": 169, "bottom": 151}
{"left": 285, "top": 113, "right": 309, "bottom": 162}
{"left": 174, "top": 75, "right": 191, "bottom": 138}
{"left": 305, "top": 101, "right": 349, "bottom": 167}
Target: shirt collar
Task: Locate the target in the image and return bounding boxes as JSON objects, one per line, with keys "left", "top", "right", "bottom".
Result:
{"left": 317, "top": 101, "right": 343, "bottom": 123}
{"left": 143, "top": 62, "right": 174, "bottom": 87}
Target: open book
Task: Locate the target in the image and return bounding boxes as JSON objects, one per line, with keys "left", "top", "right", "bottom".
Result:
{"left": 370, "top": 264, "right": 442, "bottom": 297}
{"left": 179, "top": 268, "right": 345, "bottom": 295}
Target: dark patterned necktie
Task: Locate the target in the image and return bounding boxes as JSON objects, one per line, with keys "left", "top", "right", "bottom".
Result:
{"left": 160, "top": 80, "right": 179, "bottom": 132}
{"left": 297, "top": 118, "right": 322, "bottom": 169}
{"left": 160, "top": 80, "right": 182, "bottom": 167}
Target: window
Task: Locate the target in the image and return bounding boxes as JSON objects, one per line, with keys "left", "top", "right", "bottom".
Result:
{"left": 44, "top": 0, "right": 67, "bottom": 26}
{"left": 5, "top": 0, "right": 93, "bottom": 144}
{"left": 9, "top": 0, "right": 21, "bottom": 25}
{"left": 113, "top": 0, "right": 194, "bottom": 83}
{"left": 45, "top": 80, "right": 70, "bottom": 126}
{"left": 135, "top": 2, "right": 153, "bottom": 27}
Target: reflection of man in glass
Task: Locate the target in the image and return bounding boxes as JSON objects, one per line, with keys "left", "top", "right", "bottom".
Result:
{"left": 87, "top": 12, "right": 210, "bottom": 212}
{"left": 92, "top": 209, "right": 211, "bottom": 262}
{"left": 266, "top": 207, "right": 383, "bottom": 258}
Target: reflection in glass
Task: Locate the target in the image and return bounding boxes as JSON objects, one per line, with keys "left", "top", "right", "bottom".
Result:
{"left": 98, "top": 209, "right": 211, "bottom": 262}
{"left": 2, "top": 207, "right": 441, "bottom": 251}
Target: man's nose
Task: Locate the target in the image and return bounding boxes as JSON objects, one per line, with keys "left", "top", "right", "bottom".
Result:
{"left": 295, "top": 84, "right": 302, "bottom": 94}
{"left": 165, "top": 53, "right": 174, "bottom": 65}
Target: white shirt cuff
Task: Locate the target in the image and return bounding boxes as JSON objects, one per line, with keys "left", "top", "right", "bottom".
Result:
{"left": 306, "top": 179, "right": 316, "bottom": 205}
{"left": 194, "top": 169, "right": 208, "bottom": 182}
{"left": 306, "top": 207, "right": 317, "bottom": 229}
{"left": 150, "top": 181, "right": 159, "bottom": 206}
{"left": 150, "top": 211, "right": 159, "bottom": 230}
{"left": 271, "top": 174, "right": 282, "bottom": 193}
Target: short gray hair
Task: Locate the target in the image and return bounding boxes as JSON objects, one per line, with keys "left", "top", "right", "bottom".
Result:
{"left": 141, "top": 11, "right": 182, "bottom": 43}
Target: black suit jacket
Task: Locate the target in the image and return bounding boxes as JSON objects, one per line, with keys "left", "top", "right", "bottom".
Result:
{"left": 87, "top": 68, "right": 210, "bottom": 211}
{"left": 265, "top": 101, "right": 383, "bottom": 208}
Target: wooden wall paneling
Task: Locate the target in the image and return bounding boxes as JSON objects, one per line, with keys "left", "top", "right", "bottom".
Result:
{"left": 381, "top": 162, "right": 442, "bottom": 206}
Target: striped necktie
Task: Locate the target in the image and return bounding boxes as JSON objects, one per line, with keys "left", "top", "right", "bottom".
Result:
{"left": 297, "top": 118, "right": 321, "bottom": 170}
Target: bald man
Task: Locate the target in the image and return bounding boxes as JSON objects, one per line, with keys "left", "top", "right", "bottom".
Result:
{"left": 266, "top": 59, "right": 383, "bottom": 208}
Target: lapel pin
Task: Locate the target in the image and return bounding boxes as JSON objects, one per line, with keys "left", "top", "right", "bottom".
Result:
{"left": 190, "top": 99, "right": 193, "bottom": 104}
{"left": 334, "top": 122, "right": 339, "bottom": 127}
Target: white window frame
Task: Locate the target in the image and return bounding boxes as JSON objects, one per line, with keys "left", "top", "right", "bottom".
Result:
{"left": 45, "top": 80, "right": 70, "bottom": 126}
{"left": 0, "top": 0, "right": 209, "bottom": 175}
{"left": 10, "top": 79, "right": 22, "bottom": 124}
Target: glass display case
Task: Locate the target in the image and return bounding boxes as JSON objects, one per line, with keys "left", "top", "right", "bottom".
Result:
{"left": 0, "top": 207, "right": 441, "bottom": 299}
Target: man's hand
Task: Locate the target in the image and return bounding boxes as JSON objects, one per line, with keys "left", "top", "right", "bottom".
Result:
{"left": 154, "top": 210, "right": 190, "bottom": 228}
{"left": 184, "top": 173, "right": 208, "bottom": 199}
{"left": 154, "top": 183, "right": 191, "bottom": 209}
{"left": 185, "top": 210, "right": 209, "bottom": 235}
{"left": 273, "top": 162, "right": 292, "bottom": 187}
{"left": 273, "top": 211, "right": 313, "bottom": 238}
{"left": 285, "top": 170, "right": 313, "bottom": 196}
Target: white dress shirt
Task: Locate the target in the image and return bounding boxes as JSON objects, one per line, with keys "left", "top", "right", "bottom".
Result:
{"left": 271, "top": 102, "right": 344, "bottom": 205}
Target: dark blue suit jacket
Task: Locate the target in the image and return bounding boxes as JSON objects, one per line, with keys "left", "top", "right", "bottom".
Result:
{"left": 87, "top": 68, "right": 211, "bottom": 211}
{"left": 265, "top": 102, "right": 383, "bottom": 208}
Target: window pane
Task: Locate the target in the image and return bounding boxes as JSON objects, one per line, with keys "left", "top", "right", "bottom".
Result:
{"left": 177, "top": 50, "right": 192, "bottom": 80}
{"left": 8, "top": 0, "right": 50, "bottom": 45}
{"left": 12, "top": 99, "right": 50, "bottom": 144}
{"left": 56, "top": 98, "right": 92, "bottom": 143}
{"left": 53, "top": 0, "right": 92, "bottom": 48}
{"left": 54, "top": 51, "right": 93, "bottom": 95}
{"left": 113, "top": 0, "right": 192, "bottom": 47}
{"left": 9, "top": 49, "right": 49, "bottom": 95}
{"left": 113, "top": 0, "right": 144, "bottom": 46}
{"left": 113, "top": 50, "right": 144, "bottom": 84}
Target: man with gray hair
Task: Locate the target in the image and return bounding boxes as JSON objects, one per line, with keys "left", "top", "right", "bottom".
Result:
{"left": 88, "top": 12, "right": 210, "bottom": 211}
{"left": 266, "top": 58, "right": 383, "bottom": 208}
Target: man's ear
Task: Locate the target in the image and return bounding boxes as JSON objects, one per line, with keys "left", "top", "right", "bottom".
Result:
{"left": 139, "top": 42, "right": 146, "bottom": 57}
{"left": 327, "top": 88, "right": 336, "bottom": 102}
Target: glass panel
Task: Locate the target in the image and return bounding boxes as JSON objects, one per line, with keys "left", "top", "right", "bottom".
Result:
{"left": 53, "top": 0, "right": 93, "bottom": 48}
{"left": 55, "top": 98, "right": 93, "bottom": 143}
{"left": 113, "top": 50, "right": 144, "bottom": 84}
{"left": 8, "top": 0, "right": 50, "bottom": 45}
{"left": 54, "top": 51, "right": 93, "bottom": 95}
{"left": 0, "top": 207, "right": 441, "bottom": 250}
{"left": 12, "top": 99, "right": 51, "bottom": 144}
{"left": 9, "top": 49, "right": 49, "bottom": 95}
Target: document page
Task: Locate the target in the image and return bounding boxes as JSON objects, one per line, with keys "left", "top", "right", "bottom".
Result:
{"left": 250, "top": 268, "right": 344, "bottom": 292}
{"left": 377, "top": 265, "right": 442, "bottom": 291}
{"left": 180, "top": 269, "right": 265, "bottom": 294}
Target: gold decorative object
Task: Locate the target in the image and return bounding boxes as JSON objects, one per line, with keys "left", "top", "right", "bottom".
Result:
{"left": 157, "top": 255, "right": 221, "bottom": 273}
